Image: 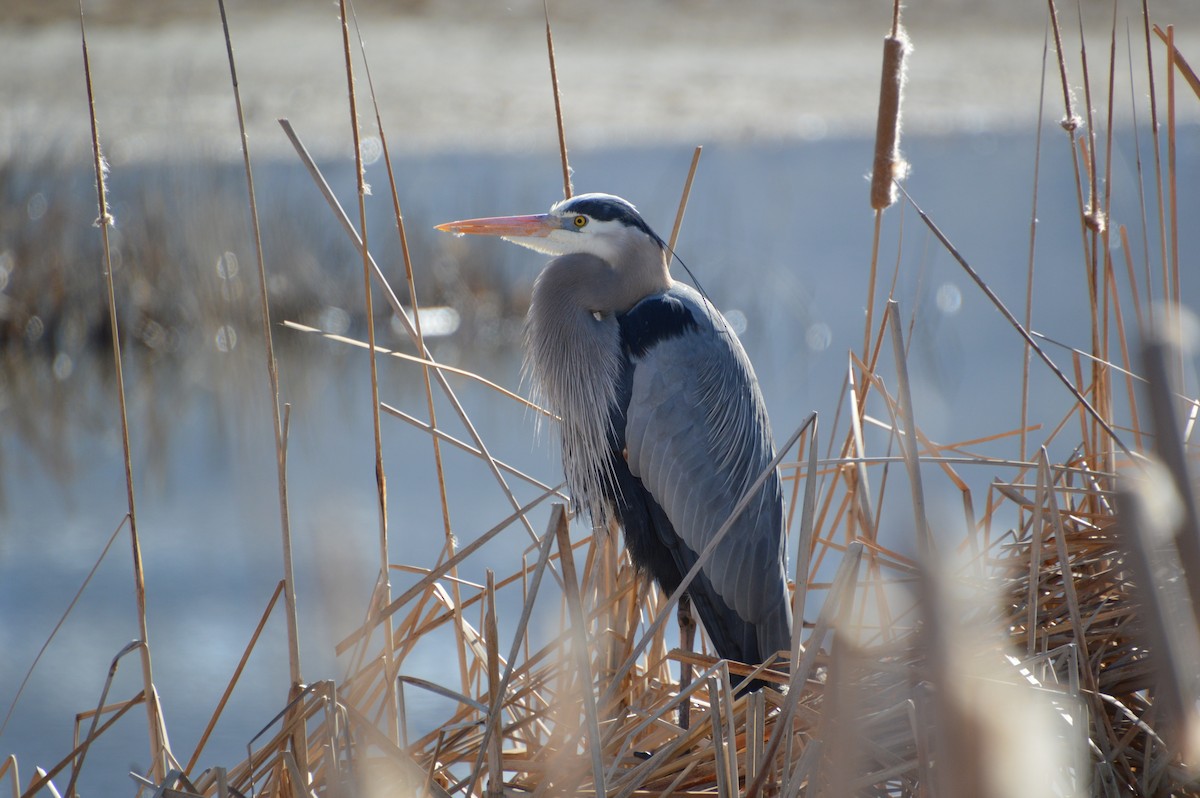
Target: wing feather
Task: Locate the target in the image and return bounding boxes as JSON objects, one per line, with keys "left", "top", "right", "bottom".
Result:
{"left": 622, "top": 283, "right": 792, "bottom": 662}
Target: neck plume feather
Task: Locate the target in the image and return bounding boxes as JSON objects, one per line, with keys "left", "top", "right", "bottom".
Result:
{"left": 524, "top": 257, "right": 627, "bottom": 527}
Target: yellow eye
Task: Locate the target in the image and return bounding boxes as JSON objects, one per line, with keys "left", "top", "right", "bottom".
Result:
{"left": 573, "top": 215, "right": 588, "bottom": 228}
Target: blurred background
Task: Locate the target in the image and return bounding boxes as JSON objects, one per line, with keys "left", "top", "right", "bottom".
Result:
{"left": 1, "top": 0, "right": 1198, "bottom": 794}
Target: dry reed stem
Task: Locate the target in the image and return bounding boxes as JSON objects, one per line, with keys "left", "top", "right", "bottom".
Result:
{"left": 344, "top": 4, "right": 462, "bottom": 695}
{"left": 336, "top": 0, "right": 401, "bottom": 737}
{"left": 1022, "top": 23, "right": 1052, "bottom": 466}
{"left": 885, "top": 300, "right": 933, "bottom": 559}
{"left": 19, "top": 691, "right": 145, "bottom": 798}
{"left": 75, "top": 0, "right": 165, "bottom": 782}
{"left": 544, "top": 0, "right": 572, "bottom": 201}
{"left": 668, "top": 146, "right": 703, "bottom": 254}
{"left": 0, "top": 756, "right": 17, "bottom": 798}
{"left": 185, "top": 582, "right": 285, "bottom": 775}
{"left": 214, "top": 0, "right": 307, "bottom": 768}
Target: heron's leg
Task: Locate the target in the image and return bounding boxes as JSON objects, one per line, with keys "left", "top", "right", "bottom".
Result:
{"left": 677, "top": 593, "right": 697, "bottom": 730}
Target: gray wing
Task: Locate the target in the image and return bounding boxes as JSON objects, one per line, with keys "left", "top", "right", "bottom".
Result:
{"left": 623, "top": 284, "right": 792, "bottom": 662}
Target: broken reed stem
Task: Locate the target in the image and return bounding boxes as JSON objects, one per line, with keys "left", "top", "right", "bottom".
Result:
{"left": 75, "top": 1, "right": 164, "bottom": 782}
{"left": 789, "top": 416, "right": 820, "bottom": 665}
{"left": 64, "top": 641, "right": 144, "bottom": 797}
{"left": 185, "top": 582, "right": 285, "bottom": 775}
{"left": 279, "top": 119, "right": 552, "bottom": 562}
{"left": 544, "top": 0, "right": 572, "bottom": 200}
{"left": 28, "top": 693, "right": 145, "bottom": 798}
{"left": 214, "top": 0, "right": 305, "bottom": 747}
{"left": 886, "top": 300, "right": 934, "bottom": 558}
{"left": 484, "top": 571, "right": 503, "bottom": 798}
{"left": 668, "top": 145, "right": 703, "bottom": 253}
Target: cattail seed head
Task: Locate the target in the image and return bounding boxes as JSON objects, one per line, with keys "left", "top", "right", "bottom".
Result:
{"left": 870, "top": 26, "right": 912, "bottom": 211}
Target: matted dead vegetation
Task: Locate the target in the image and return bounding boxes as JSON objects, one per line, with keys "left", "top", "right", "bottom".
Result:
{"left": 4, "top": 0, "right": 1200, "bottom": 796}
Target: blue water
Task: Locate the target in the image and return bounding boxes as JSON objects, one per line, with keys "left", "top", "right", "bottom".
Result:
{"left": 2, "top": 127, "right": 1197, "bottom": 794}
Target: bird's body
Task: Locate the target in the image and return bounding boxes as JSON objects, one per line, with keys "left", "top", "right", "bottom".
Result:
{"left": 438, "top": 193, "right": 792, "bottom": 671}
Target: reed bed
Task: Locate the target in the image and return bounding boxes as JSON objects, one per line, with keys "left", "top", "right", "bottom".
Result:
{"left": 5, "top": 0, "right": 1200, "bottom": 796}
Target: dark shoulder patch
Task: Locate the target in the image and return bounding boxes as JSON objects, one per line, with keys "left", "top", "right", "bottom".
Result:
{"left": 618, "top": 293, "right": 699, "bottom": 358}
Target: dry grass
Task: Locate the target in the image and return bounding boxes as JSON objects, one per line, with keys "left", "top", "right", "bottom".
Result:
{"left": 5, "top": 0, "right": 1200, "bottom": 796}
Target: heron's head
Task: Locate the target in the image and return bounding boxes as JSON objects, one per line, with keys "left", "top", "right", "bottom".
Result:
{"left": 436, "top": 193, "right": 666, "bottom": 265}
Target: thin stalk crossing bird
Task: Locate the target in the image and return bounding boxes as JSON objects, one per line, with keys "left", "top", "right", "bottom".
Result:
{"left": 437, "top": 193, "right": 792, "bottom": 686}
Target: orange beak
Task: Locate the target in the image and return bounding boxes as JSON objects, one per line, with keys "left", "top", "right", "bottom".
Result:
{"left": 435, "top": 213, "right": 563, "bottom": 238}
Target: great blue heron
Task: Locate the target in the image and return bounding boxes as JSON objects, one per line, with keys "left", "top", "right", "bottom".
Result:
{"left": 436, "top": 193, "right": 792, "bottom": 684}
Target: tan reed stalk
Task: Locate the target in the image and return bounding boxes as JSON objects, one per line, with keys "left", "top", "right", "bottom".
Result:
{"left": 544, "top": 0, "right": 572, "bottom": 200}
{"left": 1046, "top": 3, "right": 1104, "bottom": 393}
{"left": 663, "top": 143, "right": 705, "bottom": 729}
{"left": 1098, "top": 1, "right": 1121, "bottom": 464}
{"left": 886, "top": 301, "right": 933, "bottom": 553}
{"left": 1153, "top": 27, "right": 1200, "bottom": 100}
{"left": 1107, "top": 242, "right": 1144, "bottom": 449}
{"left": 1120, "top": 40, "right": 1159, "bottom": 346}
{"left": 1140, "top": 2, "right": 1168, "bottom": 330}
{"left": 0, "top": 755, "right": 17, "bottom": 798}
{"left": 789, "top": 418, "right": 820, "bottom": 663}
{"left": 846, "top": 360, "right": 879, "bottom": 537}
{"left": 74, "top": 1, "right": 165, "bottom": 781}
{"left": 484, "top": 570, "right": 503, "bottom": 797}
{"left": 1073, "top": 2, "right": 1110, "bottom": 464}
{"left": 1022, "top": 26, "right": 1052, "bottom": 466}
{"left": 336, "top": 0, "right": 401, "bottom": 735}
{"left": 344, "top": 3, "right": 466, "bottom": 696}
{"left": 668, "top": 146, "right": 703, "bottom": 253}
{"left": 213, "top": 1, "right": 307, "bottom": 767}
